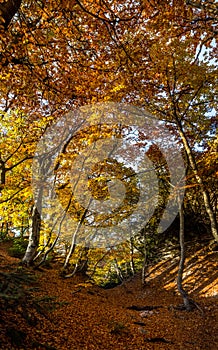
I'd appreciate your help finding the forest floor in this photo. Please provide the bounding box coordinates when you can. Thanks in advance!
[0,237,217,350]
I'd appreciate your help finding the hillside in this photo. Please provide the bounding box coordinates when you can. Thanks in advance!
[0,238,217,350]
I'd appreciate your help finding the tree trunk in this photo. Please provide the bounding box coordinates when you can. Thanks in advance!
[129,236,135,275]
[63,220,82,270]
[177,194,192,310]
[78,246,89,275]
[22,205,41,266]
[177,122,218,243]
[141,235,147,286]
[63,199,92,270]
[114,258,123,282]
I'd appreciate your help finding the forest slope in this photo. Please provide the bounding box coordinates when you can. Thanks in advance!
[0,238,217,350]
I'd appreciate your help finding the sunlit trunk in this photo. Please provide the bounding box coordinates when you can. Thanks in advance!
[22,205,41,266]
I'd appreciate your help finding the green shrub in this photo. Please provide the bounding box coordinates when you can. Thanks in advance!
[8,238,28,258]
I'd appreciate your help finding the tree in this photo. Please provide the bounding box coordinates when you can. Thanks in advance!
[0,110,48,266]
[112,1,218,242]
[0,0,217,272]
[0,111,35,236]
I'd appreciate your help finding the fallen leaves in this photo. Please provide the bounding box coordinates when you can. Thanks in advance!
[0,239,217,349]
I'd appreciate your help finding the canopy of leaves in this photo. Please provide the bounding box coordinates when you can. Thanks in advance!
[0,0,217,280]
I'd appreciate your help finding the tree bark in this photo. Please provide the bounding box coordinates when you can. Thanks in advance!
[63,219,82,270]
[141,234,147,286]
[114,258,123,282]
[129,236,135,275]
[22,205,41,266]
[0,0,22,29]
[177,195,192,310]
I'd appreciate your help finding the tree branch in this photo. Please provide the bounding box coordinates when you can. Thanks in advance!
[0,0,22,29]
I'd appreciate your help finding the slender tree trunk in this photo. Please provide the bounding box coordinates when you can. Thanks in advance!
[88,250,109,280]
[22,205,41,266]
[177,194,192,310]
[177,122,218,243]
[141,235,147,286]
[78,246,89,275]
[129,236,135,275]
[0,166,6,187]
[63,219,82,269]
[114,258,123,282]
[0,222,3,232]
[63,203,90,270]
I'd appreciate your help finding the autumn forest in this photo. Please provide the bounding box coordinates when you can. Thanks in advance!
[0,1,217,349]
